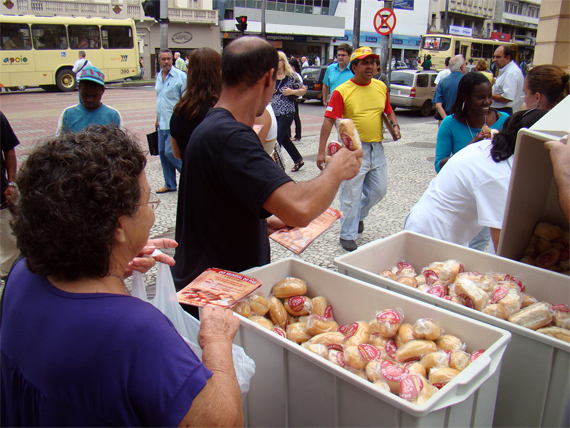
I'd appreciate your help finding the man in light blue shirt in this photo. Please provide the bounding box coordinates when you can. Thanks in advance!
[155,49,186,193]
[322,43,353,105]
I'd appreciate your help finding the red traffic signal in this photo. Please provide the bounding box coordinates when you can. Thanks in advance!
[236,15,248,33]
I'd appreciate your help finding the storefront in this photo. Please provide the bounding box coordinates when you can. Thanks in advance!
[335,31,421,63]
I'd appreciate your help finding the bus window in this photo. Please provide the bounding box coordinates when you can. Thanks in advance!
[101,26,133,49]
[471,43,482,58]
[422,36,451,51]
[68,25,100,49]
[1,23,31,50]
[455,41,460,55]
[482,44,494,59]
[32,24,68,50]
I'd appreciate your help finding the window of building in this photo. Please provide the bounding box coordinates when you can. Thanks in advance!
[68,25,100,49]
[0,22,31,50]
[101,26,133,49]
[31,24,67,50]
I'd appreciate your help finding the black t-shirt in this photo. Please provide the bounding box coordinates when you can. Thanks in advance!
[169,100,213,160]
[1,111,20,209]
[171,108,293,290]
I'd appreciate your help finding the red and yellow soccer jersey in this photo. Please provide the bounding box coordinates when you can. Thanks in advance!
[325,78,393,143]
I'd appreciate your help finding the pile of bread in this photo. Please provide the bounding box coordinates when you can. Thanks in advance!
[381,260,570,343]
[233,277,486,406]
[520,222,569,275]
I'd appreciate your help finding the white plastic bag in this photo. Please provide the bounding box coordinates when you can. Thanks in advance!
[131,254,256,398]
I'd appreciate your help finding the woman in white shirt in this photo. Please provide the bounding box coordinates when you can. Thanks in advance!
[405,109,547,251]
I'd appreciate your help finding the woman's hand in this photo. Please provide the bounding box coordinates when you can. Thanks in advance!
[469,131,489,145]
[281,87,296,97]
[198,305,240,349]
[124,238,178,277]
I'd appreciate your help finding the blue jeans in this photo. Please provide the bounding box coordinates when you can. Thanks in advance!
[469,226,491,251]
[339,142,388,240]
[158,129,182,190]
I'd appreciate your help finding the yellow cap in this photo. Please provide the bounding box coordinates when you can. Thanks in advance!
[350,47,379,63]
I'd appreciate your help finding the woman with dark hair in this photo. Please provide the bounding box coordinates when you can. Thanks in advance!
[271,50,306,172]
[288,57,303,142]
[405,109,548,251]
[422,54,432,70]
[523,64,570,111]
[434,71,509,173]
[170,47,221,160]
[1,125,243,427]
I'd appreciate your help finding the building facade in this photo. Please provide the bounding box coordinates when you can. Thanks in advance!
[427,0,496,37]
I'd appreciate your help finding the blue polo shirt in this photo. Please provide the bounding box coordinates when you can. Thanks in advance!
[323,62,353,94]
[433,71,464,114]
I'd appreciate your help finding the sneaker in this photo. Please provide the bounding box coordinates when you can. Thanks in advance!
[358,221,364,234]
[340,238,358,252]
[156,186,176,194]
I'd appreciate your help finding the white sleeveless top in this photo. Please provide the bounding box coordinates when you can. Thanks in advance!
[264,104,278,155]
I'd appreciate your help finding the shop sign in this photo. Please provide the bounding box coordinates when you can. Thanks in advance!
[336,36,349,41]
[393,39,403,44]
[365,36,377,43]
[171,31,192,44]
[491,31,511,42]
[394,0,414,10]
[449,25,473,37]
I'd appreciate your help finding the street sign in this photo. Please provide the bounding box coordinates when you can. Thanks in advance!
[374,8,396,36]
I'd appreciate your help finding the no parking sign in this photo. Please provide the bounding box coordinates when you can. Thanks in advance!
[374,8,396,36]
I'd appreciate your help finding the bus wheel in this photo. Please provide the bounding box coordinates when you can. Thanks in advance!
[56,69,77,92]
[420,100,433,117]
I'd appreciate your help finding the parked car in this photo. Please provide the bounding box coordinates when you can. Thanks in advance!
[300,65,328,102]
[389,70,438,116]
[390,60,408,70]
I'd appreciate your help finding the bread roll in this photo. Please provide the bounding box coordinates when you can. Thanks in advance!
[395,340,438,363]
[286,322,313,343]
[482,303,509,320]
[399,373,438,405]
[553,304,570,329]
[272,277,307,298]
[311,296,328,317]
[537,248,561,268]
[268,296,288,327]
[345,367,367,380]
[328,349,347,368]
[425,283,448,298]
[338,118,362,151]
[436,335,465,351]
[536,326,570,343]
[373,380,392,392]
[249,315,274,330]
[307,332,345,349]
[365,360,383,382]
[429,367,460,389]
[412,318,442,341]
[421,268,440,286]
[395,323,416,347]
[344,344,383,370]
[402,361,427,378]
[415,274,426,286]
[284,296,312,316]
[233,300,251,318]
[249,294,270,316]
[397,277,418,288]
[449,351,470,371]
[394,261,417,278]
[375,308,405,338]
[534,222,564,241]
[342,321,370,346]
[298,315,310,323]
[420,351,449,370]
[457,272,495,294]
[521,293,539,308]
[273,326,286,338]
[301,342,328,358]
[378,361,409,394]
[306,314,339,335]
[454,276,489,311]
[381,270,398,281]
[439,259,465,284]
[508,302,554,330]
[326,140,343,156]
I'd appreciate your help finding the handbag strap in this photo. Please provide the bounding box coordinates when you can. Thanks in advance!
[76,59,89,74]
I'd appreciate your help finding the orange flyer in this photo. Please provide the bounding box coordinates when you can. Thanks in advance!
[270,207,342,255]
[177,268,262,308]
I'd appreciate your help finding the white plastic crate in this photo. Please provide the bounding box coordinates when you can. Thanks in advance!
[335,231,570,427]
[235,258,511,428]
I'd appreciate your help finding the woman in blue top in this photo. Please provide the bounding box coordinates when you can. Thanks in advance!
[435,72,509,173]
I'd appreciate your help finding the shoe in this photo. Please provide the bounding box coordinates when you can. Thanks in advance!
[291,159,305,172]
[358,221,364,234]
[156,186,176,194]
[292,137,301,142]
[340,238,357,252]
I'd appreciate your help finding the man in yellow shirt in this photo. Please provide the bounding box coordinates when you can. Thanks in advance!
[317,47,401,251]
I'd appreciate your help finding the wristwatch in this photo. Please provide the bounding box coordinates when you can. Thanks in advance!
[7,181,17,188]
[393,124,400,129]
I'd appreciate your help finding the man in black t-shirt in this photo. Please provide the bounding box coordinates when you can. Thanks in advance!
[172,36,363,291]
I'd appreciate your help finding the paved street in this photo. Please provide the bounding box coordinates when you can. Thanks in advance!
[0,85,438,291]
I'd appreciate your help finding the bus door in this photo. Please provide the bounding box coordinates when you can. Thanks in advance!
[0,22,33,87]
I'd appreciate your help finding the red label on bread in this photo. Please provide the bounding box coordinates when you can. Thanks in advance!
[432,382,445,390]
[324,305,334,319]
[443,296,453,301]
[469,349,485,363]
[340,133,355,150]
[341,322,359,337]
[274,328,286,338]
[313,314,328,322]
[376,310,402,325]
[423,269,439,285]
[458,263,465,274]
[491,286,509,304]
[559,248,569,262]
[552,304,570,312]
[327,141,342,156]
[358,344,382,362]
[459,294,475,309]
[380,361,407,381]
[335,351,347,368]
[397,261,414,274]
[399,374,423,400]
[504,274,526,292]
[426,284,446,298]
[327,344,343,352]
[288,296,307,312]
[385,340,397,359]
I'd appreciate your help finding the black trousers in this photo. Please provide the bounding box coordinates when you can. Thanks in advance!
[293,100,301,139]
[277,113,302,163]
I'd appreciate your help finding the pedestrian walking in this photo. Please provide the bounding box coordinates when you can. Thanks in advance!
[491,45,524,115]
[155,49,185,193]
[322,43,353,105]
[288,57,304,142]
[72,50,92,74]
[139,57,144,79]
[433,55,466,123]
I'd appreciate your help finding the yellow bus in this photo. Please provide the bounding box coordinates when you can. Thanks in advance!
[0,15,139,92]
[419,34,518,71]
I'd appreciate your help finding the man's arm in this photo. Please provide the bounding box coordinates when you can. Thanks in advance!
[322,84,329,106]
[490,227,501,253]
[264,147,362,227]
[317,116,335,170]
[386,110,401,140]
[3,149,17,199]
[435,103,447,120]
[545,137,570,221]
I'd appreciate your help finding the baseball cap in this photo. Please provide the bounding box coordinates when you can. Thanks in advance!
[350,47,379,63]
[78,66,105,86]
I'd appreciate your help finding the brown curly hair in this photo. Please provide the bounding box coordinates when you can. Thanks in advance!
[13,125,147,281]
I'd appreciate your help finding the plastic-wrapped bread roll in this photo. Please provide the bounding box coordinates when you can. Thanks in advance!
[508,302,555,330]
[395,340,438,363]
[377,361,409,395]
[521,293,539,308]
[436,335,465,351]
[342,321,370,347]
[311,296,328,317]
[344,344,383,370]
[375,308,405,338]
[482,303,509,320]
[536,326,570,343]
[393,261,417,278]
[402,361,427,378]
[272,277,307,298]
[373,380,392,392]
[429,367,460,389]
[454,276,490,311]
[449,351,470,371]
[268,296,288,328]
[306,314,339,335]
[286,322,313,343]
[439,259,465,284]
[552,304,570,329]
[326,140,343,156]
[307,332,345,349]
[534,222,564,241]
[381,270,398,281]
[337,118,362,151]
[233,300,251,318]
[397,277,418,288]
[395,323,416,347]
[273,326,286,338]
[328,349,347,368]
[491,284,523,316]
[412,318,442,341]
[345,367,367,380]
[301,342,328,358]
[249,294,270,316]
[365,360,383,382]
[420,351,449,370]
[399,373,438,406]
[249,315,274,330]
[284,296,312,316]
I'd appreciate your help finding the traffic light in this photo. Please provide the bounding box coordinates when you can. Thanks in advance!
[236,16,248,34]
[142,0,160,22]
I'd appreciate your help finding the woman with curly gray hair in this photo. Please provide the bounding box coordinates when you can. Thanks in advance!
[1,125,243,427]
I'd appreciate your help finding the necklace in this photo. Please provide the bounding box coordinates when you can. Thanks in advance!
[464,114,488,140]
[107,273,129,295]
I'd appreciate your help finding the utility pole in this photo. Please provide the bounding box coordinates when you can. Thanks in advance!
[261,0,267,39]
[444,0,449,34]
[159,0,168,50]
[380,0,393,76]
[352,0,361,51]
